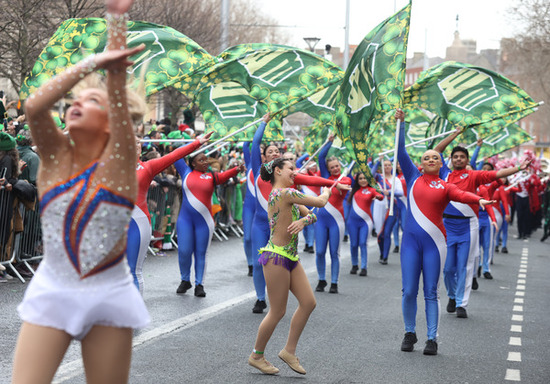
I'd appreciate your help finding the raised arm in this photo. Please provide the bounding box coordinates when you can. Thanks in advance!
[283,187,331,208]
[434,126,462,154]
[146,134,210,176]
[242,141,251,168]
[251,114,269,179]
[318,137,333,178]
[470,138,482,167]
[395,110,420,183]
[296,153,309,169]
[495,159,531,179]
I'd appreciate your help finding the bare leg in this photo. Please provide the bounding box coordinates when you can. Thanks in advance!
[251,260,290,360]
[81,325,133,384]
[12,322,72,384]
[284,262,316,355]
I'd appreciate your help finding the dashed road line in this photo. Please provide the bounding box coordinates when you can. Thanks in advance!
[506,247,528,382]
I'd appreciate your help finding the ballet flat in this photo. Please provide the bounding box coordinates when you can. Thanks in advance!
[248,356,279,375]
[278,349,306,375]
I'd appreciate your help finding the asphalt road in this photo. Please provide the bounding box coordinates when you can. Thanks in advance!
[1,226,549,384]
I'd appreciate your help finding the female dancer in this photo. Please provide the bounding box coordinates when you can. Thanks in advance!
[315,136,352,293]
[242,142,256,276]
[174,151,244,297]
[13,1,149,382]
[248,157,330,375]
[375,159,404,264]
[250,116,349,312]
[128,132,212,294]
[347,173,384,276]
[395,109,493,356]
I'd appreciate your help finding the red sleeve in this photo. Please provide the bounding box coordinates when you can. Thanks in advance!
[294,173,352,187]
[146,139,202,176]
[371,187,384,200]
[447,183,482,205]
[215,167,239,185]
[473,170,498,186]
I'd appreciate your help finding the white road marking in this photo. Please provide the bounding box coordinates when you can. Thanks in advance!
[509,337,522,346]
[510,325,522,333]
[505,368,521,381]
[507,352,521,362]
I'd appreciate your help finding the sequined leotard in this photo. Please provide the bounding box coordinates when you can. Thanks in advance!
[17,161,150,340]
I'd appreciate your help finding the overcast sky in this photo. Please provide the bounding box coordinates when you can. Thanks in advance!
[255,0,520,58]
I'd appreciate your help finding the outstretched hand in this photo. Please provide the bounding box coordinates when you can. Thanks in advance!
[518,158,532,171]
[198,131,213,145]
[479,199,496,210]
[94,44,145,72]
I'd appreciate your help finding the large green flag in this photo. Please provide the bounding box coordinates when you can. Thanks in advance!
[197,80,283,142]
[334,1,411,187]
[403,61,539,136]
[195,44,344,141]
[20,18,216,99]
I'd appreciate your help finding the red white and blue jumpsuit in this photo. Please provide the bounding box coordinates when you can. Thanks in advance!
[397,122,483,340]
[127,140,202,293]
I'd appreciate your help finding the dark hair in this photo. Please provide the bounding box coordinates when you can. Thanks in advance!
[188,153,204,170]
[348,172,364,204]
[482,162,494,170]
[450,146,469,159]
[263,144,279,156]
[260,158,289,184]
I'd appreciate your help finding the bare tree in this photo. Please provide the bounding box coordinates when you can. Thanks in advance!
[501,0,550,141]
[0,0,103,97]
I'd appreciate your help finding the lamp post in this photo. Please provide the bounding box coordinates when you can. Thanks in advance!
[303,37,321,53]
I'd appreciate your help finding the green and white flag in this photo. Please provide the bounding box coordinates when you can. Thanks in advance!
[334,1,411,187]
[403,61,539,136]
[20,18,216,99]
[195,44,344,141]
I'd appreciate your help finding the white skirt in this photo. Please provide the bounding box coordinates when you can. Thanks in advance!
[17,259,150,340]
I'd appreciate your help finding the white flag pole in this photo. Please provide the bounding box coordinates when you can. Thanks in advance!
[190,117,264,157]
[298,137,331,172]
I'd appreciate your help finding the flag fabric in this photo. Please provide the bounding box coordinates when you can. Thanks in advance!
[195,44,344,142]
[334,1,411,187]
[20,18,216,99]
[403,61,539,137]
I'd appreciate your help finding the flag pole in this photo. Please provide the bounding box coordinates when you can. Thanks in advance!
[378,129,455,157]
[190,117,264,156]
[298,137,331,172]
[388,118,400,216]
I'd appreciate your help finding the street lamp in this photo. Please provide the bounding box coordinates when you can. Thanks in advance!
[303,37,321,53]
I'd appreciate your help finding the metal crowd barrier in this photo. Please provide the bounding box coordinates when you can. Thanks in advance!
[0,176,246,283]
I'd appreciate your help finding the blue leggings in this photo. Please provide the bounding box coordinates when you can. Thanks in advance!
[177,209,213,285]
[251,214,270,301]
[126,207,151,294]
[377,211,398,260]
[315,208,344,284]
[478,215,494,273]
[242,195,256,266]
[347,211,370,269]
[401,222,444,340]
[443,217,478,308]
[303,220,315,247]
[497,204,509,247]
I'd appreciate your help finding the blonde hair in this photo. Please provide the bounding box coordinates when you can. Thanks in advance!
[70,72,147,130]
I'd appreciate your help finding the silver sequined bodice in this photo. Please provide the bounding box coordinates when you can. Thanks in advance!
[39,162,133,280]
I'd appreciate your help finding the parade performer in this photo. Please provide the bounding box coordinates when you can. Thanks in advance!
[394,109,493,356]
[347,173,384,276]
[174,151,244,298]
[250,116,349,312]
[248,157,330,375]
[375,159,404,264]
[127,133,211,294]
[315,135,352,293]
[435,128,530,319]
[13,1,149,381]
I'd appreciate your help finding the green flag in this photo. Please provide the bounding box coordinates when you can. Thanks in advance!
[195,44,343,142]
[20,18,216,99]
[334,1,411,187]
[403,61,539,137]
